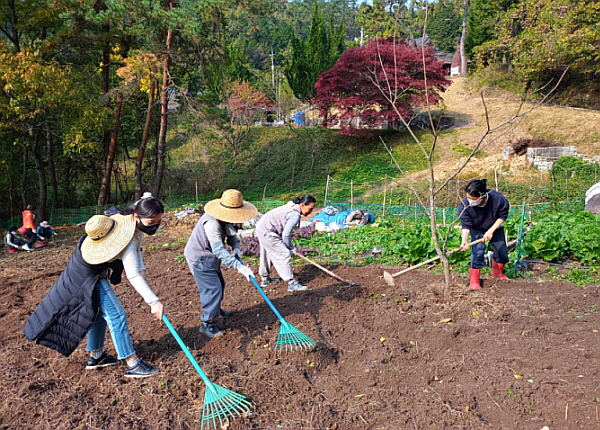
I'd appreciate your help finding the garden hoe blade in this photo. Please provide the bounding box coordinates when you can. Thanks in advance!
[162,315,252,429]
[383,270,395,287]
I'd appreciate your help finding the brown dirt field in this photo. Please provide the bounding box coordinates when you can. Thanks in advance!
[2,226,600,430]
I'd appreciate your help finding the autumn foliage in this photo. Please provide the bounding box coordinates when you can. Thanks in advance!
[313,37,450,136]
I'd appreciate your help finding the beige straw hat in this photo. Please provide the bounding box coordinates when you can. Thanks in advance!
[204,189,258,224]
[81,214,137,264]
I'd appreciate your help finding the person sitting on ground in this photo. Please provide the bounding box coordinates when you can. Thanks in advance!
[36,221,57,241]
[458,179,510,290]
[184,189,257,339]
[4,227,29,251]
[256,195,316,292]
[24,197,166,378]
[19,204,38,249]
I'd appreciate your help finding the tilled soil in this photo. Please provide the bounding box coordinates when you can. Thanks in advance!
[1,227,600,430]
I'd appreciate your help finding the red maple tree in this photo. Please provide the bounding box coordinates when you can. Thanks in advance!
[312,37,450,136]
[224,81,272,155]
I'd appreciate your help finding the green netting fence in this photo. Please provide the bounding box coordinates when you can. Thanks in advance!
[0,199,287,229]
[0,197,585,231]
[324,199,585,224]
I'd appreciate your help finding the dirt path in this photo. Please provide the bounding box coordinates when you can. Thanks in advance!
[2,227,600,429]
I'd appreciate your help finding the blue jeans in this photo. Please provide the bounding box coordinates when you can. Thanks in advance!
[469,226,508,269]
[86,279,135,359]
[190,255,225,324]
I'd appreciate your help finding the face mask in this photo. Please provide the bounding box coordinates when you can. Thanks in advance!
[138,222,160,235]
[467,193,487,207]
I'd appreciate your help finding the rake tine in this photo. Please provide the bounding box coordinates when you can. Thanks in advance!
[236,257,317,352]
[276,319,317,351]
[162,315,252,430]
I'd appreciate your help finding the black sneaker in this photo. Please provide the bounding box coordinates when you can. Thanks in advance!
[85,352,120,369]
[219,309,232,317]
[199,322,224,339]
[124,360,159,378]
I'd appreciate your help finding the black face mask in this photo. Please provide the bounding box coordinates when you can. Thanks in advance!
[138,222,160,235]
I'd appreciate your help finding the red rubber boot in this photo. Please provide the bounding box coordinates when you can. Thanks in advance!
[469,268,482,290]
[491,261,509,280]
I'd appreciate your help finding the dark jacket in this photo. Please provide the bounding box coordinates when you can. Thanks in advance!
[458,189,510,231]
[23,235,123,357]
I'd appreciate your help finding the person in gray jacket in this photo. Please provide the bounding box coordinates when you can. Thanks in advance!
[184,189,257,339]
[256,195,316,292]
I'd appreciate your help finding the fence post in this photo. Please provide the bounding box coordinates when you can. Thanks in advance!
[382,175,387,218]
[324,175,330,207]
[494,168,498,191]
[350,180,354,209]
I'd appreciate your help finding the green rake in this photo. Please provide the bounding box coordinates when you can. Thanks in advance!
[162,315,252,429]
[238,258,317,352]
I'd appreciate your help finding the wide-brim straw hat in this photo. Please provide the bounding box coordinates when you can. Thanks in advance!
[204,189,258,224]
[81,214,137,264]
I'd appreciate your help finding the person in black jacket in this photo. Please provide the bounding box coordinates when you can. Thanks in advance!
[24,197,165,378]
[458,179,510,290]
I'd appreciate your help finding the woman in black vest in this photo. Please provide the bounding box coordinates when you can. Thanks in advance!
[24,197,165,378]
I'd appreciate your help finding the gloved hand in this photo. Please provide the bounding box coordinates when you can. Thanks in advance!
[53,232,58,236]
[233,248,242,259]
[237,265,254,281]
[290,247,297,257]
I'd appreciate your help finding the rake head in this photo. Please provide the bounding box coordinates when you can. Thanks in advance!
[275,319,318,352]
[201,382,253,430]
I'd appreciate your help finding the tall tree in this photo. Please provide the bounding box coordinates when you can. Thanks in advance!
[285,2,345,101]
[355,0,396,39]
[226,80,272,156]
[427,1,462,53]
[465,0,520,58]
[151,0,176,199]
[0,49,109,219]
[459,0,469,76]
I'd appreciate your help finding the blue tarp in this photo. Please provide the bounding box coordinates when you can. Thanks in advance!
[311,209,374,226]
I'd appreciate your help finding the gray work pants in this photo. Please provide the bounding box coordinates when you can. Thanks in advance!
[189,254,225,323]
[257,231,294,282]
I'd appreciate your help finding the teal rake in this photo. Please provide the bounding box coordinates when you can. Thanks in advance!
[162,315,252,429]
[238,258,317,352]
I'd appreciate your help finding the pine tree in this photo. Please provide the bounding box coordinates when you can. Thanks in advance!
[285,2,345,102]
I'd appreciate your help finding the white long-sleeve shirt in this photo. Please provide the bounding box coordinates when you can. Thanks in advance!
[114,229,159,306]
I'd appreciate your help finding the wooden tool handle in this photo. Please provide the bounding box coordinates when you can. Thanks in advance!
[391,238,485,278]
[295,252,349,283]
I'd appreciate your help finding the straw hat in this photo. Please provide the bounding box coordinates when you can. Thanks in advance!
[204,189,258,224]
[81,214,137,264]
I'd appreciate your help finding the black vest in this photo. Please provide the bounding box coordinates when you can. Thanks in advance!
[23,235,123,357]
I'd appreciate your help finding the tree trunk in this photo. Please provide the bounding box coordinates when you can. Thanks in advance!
[97,91,124,205]
[30,127,47,221]
[20,145,27,209]
[135,75,157,200]
[45,127,58,209]
[5,0,21,52]
[152,4,175,199]
[459,1,469,77]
